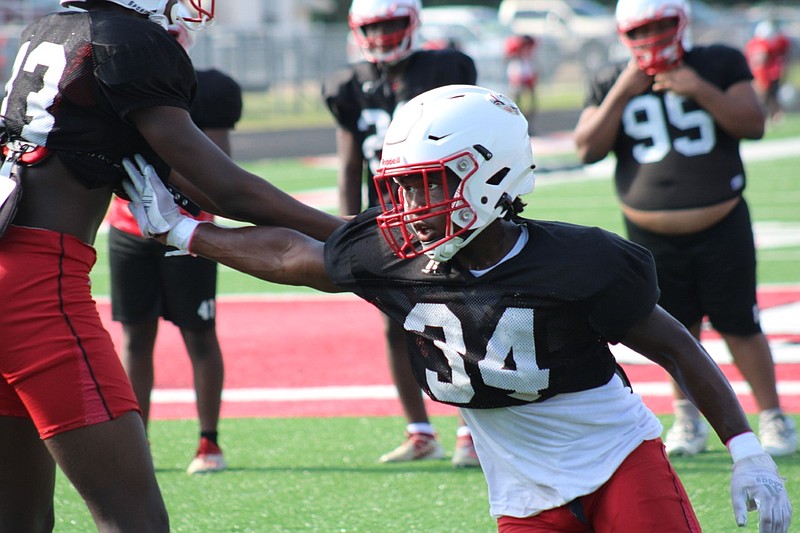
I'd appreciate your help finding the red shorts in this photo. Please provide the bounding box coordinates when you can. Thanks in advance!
[0,225,139,439]
[497,439,701,532]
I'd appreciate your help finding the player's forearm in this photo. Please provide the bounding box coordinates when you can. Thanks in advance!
[192,170,344,241]
[661,344,753,444]
[189,223,341,293]
[622,306,752,442]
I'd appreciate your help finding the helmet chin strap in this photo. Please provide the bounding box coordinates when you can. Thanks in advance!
[148,12,170,29]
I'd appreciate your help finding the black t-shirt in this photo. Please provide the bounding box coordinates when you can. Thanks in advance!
[585,45,754,210]
[191,69,242,129]
[321,49,477,207]
[324,209,659,409]
[1,11,196,187]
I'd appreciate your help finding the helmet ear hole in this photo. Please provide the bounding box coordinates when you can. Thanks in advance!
[487,168,510,186]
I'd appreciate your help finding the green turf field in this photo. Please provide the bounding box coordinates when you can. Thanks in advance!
[53,414,799,532]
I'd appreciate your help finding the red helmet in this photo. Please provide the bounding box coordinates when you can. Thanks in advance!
[616,0,689,75]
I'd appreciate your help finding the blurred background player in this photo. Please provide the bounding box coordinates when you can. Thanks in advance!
[504,34,538,131]
[322,0,480,467]
[106,17,242,475]
[574,0,797,458]
[745,19,791,124]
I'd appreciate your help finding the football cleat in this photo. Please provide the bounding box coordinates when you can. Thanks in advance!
[187,437,227,474]
[759,411,798,457]
[452,434,481,468]
[665,418,709,456]
[378,432,445,463]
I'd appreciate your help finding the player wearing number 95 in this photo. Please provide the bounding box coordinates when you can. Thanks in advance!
[0,0,340,530]
[574,0,797,459]
[123,84,791,532]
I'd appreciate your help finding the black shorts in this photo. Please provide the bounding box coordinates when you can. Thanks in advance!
[624,199,762,335]
[108,227,217,329]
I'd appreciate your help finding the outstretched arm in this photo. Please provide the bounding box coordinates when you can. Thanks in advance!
[122,155,342,294]
[621,305,748,441]
[621,305,791,533]
[129,105,344,241]
[189,223,340,293]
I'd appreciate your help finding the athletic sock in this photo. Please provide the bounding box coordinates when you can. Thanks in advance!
[673,399,701,422]
[406,422,435,436]
[201,431,219,445]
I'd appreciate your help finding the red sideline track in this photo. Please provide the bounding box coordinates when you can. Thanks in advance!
[96,287,800,420]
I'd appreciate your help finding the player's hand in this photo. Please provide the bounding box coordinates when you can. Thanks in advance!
[122,154,200,252]
[122,154,182,237]
[617,59,653,98]
[730,453,792,532]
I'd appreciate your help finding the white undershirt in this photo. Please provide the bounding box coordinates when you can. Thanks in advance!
[460,376,663,518]
[469,225,529,277]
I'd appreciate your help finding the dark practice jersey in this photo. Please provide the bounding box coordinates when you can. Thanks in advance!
[325,209,659,409]
[321,49,477,208]
[191,69,243,130]
[586,45,754,211]
[0,11,195,188]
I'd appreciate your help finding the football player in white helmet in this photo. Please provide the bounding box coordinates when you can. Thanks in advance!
[615,0,689,75]
[348,0,421,65]
[575,0,797,464]
[374,86,534,263]
[325,0,479,466]
[123,84,791,533]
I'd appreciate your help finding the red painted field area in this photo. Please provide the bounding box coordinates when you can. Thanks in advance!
[96,287,800,420]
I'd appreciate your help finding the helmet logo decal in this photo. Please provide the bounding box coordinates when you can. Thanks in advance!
[486,93,521,115]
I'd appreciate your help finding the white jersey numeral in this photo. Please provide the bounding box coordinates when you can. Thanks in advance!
[404,303,550,403]
[622,92,716,164]
[1,41,66,145]
[197,299,216,321]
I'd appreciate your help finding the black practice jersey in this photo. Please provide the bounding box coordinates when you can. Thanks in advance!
[325,209,659,409]
[586,45,753,211]
[0,11,195,187]
[321,49,477,208]
[191,69,242,130]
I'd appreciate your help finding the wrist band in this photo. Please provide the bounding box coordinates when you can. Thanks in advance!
[166,218,201,252]
[726,431,764,463]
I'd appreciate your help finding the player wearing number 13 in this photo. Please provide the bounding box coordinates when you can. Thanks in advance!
[122,84,791,532]
[0,0,341,530]
[574,0,797,459]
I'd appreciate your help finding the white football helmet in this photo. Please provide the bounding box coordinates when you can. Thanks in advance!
[349,0,421,65]
[374,85,535,263]
[615,0,689,75]
[60,0,215,30]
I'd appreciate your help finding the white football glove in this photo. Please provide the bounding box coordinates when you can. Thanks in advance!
[121,154,200,252]
[730,453,792,532]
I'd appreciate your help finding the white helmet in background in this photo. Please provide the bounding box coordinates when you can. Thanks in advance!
[615,0,690,75]
[349,0,421,65]
[374,85,535,263]
[60,0,215,30]
[754,20,777,40]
